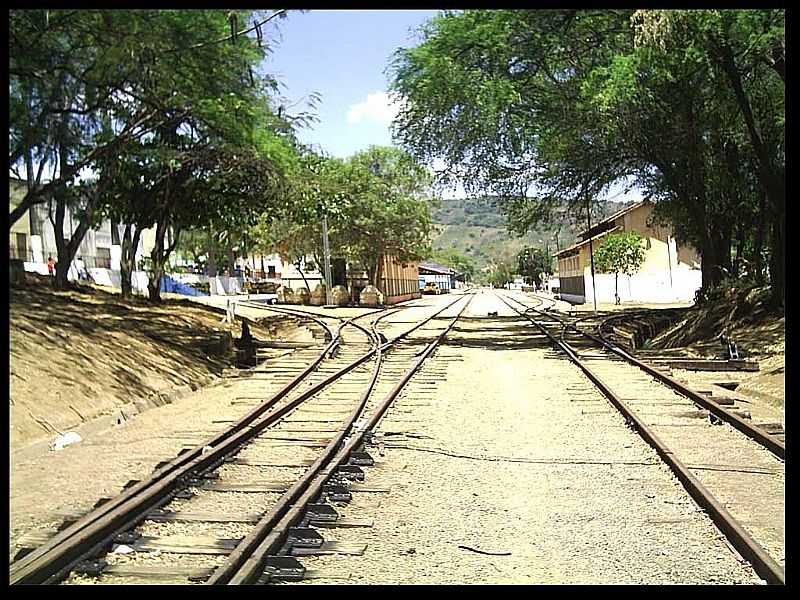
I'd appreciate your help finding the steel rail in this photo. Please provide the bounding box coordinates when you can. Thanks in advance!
[10,296,463,585]
[9,309,345,585]
[497,293,785,586]
[215,292,474,584]
[509,293,784,460]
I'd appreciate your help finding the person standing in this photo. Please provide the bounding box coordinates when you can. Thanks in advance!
[47,256,55,276]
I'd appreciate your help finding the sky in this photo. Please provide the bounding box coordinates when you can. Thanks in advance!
[262,9,437,159]
[261,9,642,204]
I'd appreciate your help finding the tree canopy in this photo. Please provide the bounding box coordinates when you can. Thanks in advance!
[390,9,784,306]
[516,246,554,286]
[248,145,435,290]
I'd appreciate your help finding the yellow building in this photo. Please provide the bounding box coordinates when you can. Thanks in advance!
[554,200,701,304]
[9,179,33,261]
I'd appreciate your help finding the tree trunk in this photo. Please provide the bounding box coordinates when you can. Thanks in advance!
[207,247,218,278]
[714,36,785,226]
[700,233,726,292]
[227,246,236,275]
[374,254,385,291]
[733,222,746,278]
[769,212,784,308]
[753,189,766,282]
[147,218,167,302]
[52,186,93,291]
[295,260,311,292]
[120,224,142,299]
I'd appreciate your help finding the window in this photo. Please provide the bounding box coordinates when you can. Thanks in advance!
[96,247,112,269]
[12,233,28,260]
[268,265,276,278]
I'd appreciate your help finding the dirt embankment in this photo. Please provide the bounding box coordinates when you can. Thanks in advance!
[9,281,281,450]
[643,286,784,410]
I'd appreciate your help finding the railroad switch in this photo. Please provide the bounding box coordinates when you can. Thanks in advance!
[349,451,375,466]
[261,556,306,583]
[74,559,108,577]
[337,465,365,481]
[287,527,325,548]
[305,503,339,523]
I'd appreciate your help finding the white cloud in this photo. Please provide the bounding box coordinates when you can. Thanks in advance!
[346,91,402,126]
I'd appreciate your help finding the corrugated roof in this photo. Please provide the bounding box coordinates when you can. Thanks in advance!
[419,261,457,275]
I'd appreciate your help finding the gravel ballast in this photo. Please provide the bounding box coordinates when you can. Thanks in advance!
[290,290,763,584]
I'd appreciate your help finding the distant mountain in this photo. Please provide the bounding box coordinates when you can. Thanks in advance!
[429,197,632,272]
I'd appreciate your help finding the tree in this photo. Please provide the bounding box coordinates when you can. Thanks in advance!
[487,262,514,289]
[84,10,295,299]
[389,9,784,307]
[593,231,645,304]
[337,147,434,288]
[516,247,553,287]
[263,146,435,293]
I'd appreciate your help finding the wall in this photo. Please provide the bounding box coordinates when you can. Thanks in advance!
[583,267,701,304]
[419,273,451,291]
[381,255,420,300]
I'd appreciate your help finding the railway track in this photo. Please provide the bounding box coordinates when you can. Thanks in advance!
[497,291,784,585]
[10,292,473,585]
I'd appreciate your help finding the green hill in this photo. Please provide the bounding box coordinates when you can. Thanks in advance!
[429,196,631,274]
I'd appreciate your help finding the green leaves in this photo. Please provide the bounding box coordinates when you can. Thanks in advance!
[516,246,554,284]
[593,231,645,277]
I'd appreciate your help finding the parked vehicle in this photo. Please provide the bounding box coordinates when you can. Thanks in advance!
[422,282,440,295]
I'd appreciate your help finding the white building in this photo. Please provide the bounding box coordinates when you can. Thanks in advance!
[554,200,702,305]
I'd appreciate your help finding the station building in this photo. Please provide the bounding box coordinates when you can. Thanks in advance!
[418,261,460,293]
[554,200,701,305]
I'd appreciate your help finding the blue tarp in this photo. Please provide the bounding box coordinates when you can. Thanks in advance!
[160,274,207,297]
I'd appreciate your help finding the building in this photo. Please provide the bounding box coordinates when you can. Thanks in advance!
[378,254,421,304]
[342,254,421,305]
[10,177,420,303]
[9,177,147,282]
[418,261,459,293]
[554,200,701,305]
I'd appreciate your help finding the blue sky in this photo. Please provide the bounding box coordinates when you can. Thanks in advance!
[263,9,437,159]
[261,9,642,204]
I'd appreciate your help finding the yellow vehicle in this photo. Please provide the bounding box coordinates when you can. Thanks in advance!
[422,282,440,295]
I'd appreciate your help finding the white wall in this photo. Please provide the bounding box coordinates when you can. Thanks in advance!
[419,273,450,290]
[583,267,701,304]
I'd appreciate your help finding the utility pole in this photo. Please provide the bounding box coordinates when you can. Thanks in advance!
[586,196,597,314]
[321,214,333,306]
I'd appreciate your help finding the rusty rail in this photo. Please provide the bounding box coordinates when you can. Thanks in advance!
[10,296,464,585]
[497,293,784,586]
[211,293,474,584]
